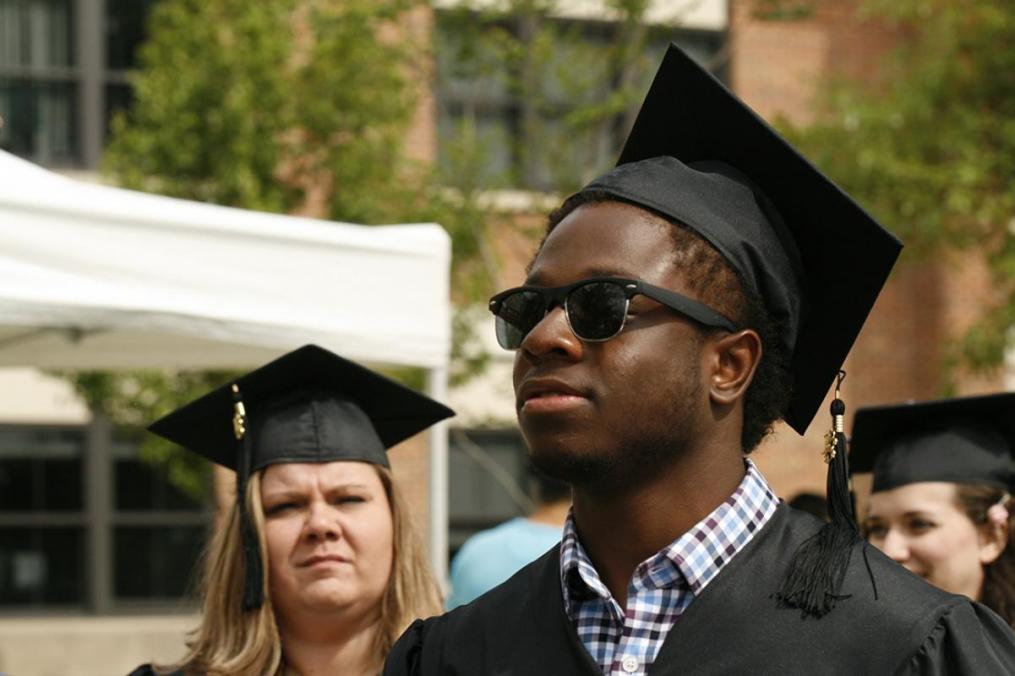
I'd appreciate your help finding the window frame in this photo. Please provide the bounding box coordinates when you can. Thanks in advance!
[0,0,151,169]
[0,418,211,615]
[434,9,728,193]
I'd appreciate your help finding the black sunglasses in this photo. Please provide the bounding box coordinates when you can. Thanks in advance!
[488,276,737,350]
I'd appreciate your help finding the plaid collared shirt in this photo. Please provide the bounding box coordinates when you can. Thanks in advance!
[559,460,779,676]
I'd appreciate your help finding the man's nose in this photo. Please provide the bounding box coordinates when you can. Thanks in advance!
[519,305,582,362]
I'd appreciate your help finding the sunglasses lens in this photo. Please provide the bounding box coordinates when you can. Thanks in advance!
[567,281,628,340]
[494,290,545,349]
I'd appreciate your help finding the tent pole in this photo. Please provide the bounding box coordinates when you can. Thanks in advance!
[425,365,450,587]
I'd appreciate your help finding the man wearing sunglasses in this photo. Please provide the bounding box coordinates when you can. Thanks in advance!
[386,46,1015,675]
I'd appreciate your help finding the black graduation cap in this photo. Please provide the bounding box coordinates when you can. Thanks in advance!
[850,393,1015,494]
[581,44,902,434]
[148,344,455,611]
[149,343,455,471]
[572,44,903,618]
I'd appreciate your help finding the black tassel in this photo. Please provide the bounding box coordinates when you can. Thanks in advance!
[775,371,863,618]
[239,519,264,610]
[232,384,265,612]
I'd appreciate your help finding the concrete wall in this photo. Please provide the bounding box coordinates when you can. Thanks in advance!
[0,369,89,425]
[0,615,195,676]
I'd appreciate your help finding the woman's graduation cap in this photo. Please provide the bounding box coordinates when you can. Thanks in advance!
[148,344,455,611]
[573,44,903,617]
[851,393,1015,494]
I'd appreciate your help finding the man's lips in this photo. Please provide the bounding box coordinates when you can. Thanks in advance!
[517,378,591,412]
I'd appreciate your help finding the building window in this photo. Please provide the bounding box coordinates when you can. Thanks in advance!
[110,431,208,605]
[0,426,86,607]
[448,427,533,557]
[103,0,157,132]
[0,0,159,168]
[0,422,211,612]
[0,0,78,165]
[435,11,725,192]
[113,525,205,600]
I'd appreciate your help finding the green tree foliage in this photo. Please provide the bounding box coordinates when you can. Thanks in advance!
[785,0,1015,375]
[105,0,418,223]
[71,0,428,498]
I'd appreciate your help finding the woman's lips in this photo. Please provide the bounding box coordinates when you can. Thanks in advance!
[300,554,350,568]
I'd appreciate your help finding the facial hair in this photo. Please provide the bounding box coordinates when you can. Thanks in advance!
[528,356,705,495]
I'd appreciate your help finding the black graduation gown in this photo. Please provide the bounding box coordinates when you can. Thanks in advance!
[385,504,1015,675]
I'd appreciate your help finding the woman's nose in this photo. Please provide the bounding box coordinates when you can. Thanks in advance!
[304,501,341,542]
[880,529,910,563]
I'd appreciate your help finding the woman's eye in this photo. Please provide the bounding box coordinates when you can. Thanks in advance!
[909,519,935,533]
[334,495,367,506]
[863,524,886,539]
[265,502,298,516]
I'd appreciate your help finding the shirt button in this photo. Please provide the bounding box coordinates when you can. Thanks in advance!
[621,655,639,673]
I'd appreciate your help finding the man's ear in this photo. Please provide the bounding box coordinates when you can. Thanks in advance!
[707,329,762,407]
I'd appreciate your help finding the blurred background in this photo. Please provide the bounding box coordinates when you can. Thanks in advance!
[1,0,1013,673]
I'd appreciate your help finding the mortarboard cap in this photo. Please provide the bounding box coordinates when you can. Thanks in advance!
[850,393,1015,494]
[148,344,455,611]
[579,44,902,434]
[149,343,455,471]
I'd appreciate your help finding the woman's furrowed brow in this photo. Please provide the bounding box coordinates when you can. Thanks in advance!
[323,482,371,493]
[261,489,304,502]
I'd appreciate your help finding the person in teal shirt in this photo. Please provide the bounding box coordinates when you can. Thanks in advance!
[447,469,570,608]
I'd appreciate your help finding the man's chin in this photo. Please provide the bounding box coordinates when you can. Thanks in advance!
[528,443,608,486]
[528,435,680,494]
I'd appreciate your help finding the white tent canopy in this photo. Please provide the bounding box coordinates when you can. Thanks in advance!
[0,150,450,370]
[0,149,453,576]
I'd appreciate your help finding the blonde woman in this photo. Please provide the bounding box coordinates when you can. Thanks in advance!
[129,345,451,676]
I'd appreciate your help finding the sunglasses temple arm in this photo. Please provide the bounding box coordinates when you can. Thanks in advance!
[639,283,738,332]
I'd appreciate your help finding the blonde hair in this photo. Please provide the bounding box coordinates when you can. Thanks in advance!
[374,465,444,656]
[157,464,442,675]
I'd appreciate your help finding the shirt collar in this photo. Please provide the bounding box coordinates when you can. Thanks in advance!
[559,459,779,613]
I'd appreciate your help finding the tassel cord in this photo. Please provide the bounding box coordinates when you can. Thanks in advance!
[775,373,877,618]
[233,384,264,612]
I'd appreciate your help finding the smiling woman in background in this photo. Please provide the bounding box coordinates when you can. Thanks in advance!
[852,393,1015,628]
[129,345,452,676]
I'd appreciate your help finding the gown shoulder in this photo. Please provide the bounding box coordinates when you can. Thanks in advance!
[892,600,1015,675]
